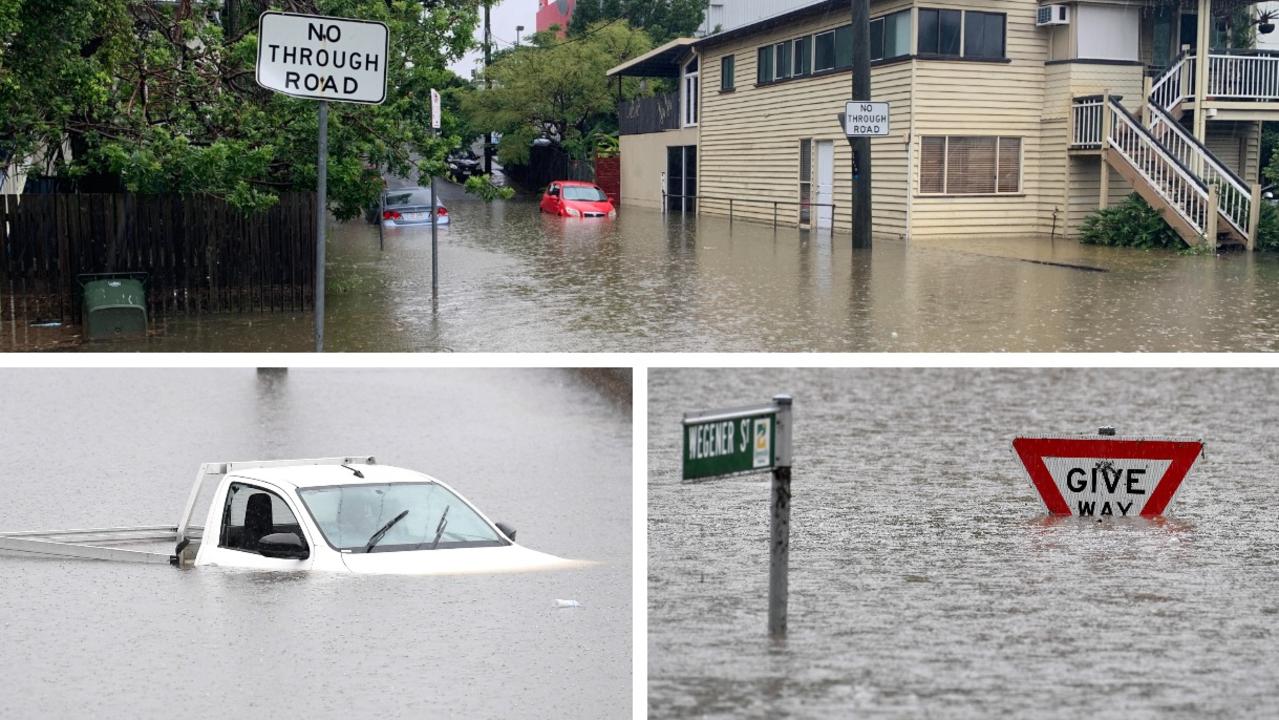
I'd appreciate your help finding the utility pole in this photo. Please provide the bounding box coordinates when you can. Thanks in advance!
[483,1,494,176]
[850,0,873,248]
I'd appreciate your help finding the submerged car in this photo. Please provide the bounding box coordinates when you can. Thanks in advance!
[190,460,579,574]
[367,186,450,227]
[540,181,617,219]
[0,456,589,576]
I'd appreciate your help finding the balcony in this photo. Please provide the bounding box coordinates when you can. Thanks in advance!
[619,91,680,135]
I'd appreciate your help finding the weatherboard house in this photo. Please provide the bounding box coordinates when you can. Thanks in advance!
[610,0,1278,248]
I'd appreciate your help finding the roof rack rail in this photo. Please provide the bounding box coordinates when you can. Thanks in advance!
[176,456,377,542]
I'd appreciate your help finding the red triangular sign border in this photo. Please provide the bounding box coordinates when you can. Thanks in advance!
[1012,437,1204,517]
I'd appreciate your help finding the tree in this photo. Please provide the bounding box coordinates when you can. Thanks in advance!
[0,0,481,219]
[569,0,704,43]
[461,21,650,168]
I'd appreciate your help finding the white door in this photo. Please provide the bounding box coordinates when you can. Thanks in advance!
[816,141,834,230]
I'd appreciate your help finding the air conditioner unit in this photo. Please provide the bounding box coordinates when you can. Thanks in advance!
[1036,4,1070,26]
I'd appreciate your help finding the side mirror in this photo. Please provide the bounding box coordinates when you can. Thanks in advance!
[548,188,559,197]
[495,522,517,541]
[258,532,310,560]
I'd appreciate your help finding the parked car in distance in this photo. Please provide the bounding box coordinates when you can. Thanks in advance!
[540,181,617,219]
[366,186,450,226]
[447,151,481,183]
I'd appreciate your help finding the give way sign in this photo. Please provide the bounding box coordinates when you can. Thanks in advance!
[1012,436,1203,517]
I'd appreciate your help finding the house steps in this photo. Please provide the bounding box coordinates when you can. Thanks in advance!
[1072,54,1263,250]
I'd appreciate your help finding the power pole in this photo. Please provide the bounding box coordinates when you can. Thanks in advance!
[850,0,873,248]
[483,1,494,176]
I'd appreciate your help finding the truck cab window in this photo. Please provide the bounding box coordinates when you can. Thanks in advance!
[219,482,306,555]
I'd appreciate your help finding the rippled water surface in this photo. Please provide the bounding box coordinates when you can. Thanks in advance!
[9,184,1279,351]
[0,369,631,718]
[648,368,1279,718]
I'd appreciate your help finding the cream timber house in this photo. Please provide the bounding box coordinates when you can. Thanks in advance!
[611,0,1279,248]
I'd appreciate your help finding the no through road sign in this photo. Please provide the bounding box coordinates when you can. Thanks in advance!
[257,12,389,105]
[843,101,890,137]
[1012,435,1203,517]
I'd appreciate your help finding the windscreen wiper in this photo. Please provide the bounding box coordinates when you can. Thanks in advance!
[430,506,451,550]
[364,509,409,553]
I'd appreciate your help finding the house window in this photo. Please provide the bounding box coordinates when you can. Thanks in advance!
[774,40,792,80]
[757,46,774,83]
[721,55,735,90]
[834,25,853,69]
[919,136,1022,195]
[964,12,1006,59]
[794,35,811,76]
[870,11,911,61]
[918,8,962,56]
[814,30,836,72]
[799,139,813,224]
[682,57,699,126]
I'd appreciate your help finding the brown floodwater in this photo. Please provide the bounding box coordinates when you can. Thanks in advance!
[6,183,1279,351]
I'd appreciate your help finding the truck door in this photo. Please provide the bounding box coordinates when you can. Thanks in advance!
[199,482,314,570]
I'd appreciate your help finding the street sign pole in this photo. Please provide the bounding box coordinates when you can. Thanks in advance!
[315,99,328,353]
[768,394,793,638]
[255,11,390,352]
[430,88,442,297]
[850,0,872,249]
[682,395,794,638]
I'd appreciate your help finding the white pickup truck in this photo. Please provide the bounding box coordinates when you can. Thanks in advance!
[0,457,587,575]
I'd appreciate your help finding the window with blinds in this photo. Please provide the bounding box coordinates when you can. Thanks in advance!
[919,136,1021,195]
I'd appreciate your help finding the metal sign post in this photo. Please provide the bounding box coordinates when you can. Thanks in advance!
[1012,429,1204,517]
[430,88,441,296]
[315,100,328,352]
[255,11,389,352]
[682,394,794,638]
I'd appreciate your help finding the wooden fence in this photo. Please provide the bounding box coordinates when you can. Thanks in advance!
[0,192,316,324]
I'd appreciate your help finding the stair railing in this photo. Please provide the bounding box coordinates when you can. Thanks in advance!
[1105,98,1210,237]
[1149,54,1192,112]
[1145,103,1250,237]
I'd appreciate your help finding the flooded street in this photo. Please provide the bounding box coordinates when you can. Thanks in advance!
[0,369,631,718]
[10,183,1279,352]
[648,368,1279,718]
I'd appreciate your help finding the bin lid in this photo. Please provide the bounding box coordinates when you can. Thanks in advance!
[83,278,146,307]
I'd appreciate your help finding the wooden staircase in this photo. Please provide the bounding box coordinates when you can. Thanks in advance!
[1076,56,1262,249]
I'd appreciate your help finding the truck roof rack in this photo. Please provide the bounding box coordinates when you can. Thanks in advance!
[176,456,377,543]
[0,457,376,567]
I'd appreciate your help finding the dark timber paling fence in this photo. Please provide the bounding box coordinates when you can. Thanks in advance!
[0,192,316,325]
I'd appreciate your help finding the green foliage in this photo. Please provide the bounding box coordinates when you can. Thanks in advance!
[1261,122,1279,179]
[463,173,515,200]
[0,0,482,218]
[1257,201,1279,251]
[569,0,704,43]
[1079,193,1184,249]
[461,21,651,166]
[593,133,620,158]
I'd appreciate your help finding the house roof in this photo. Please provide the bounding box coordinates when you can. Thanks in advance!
[606,37,697,77]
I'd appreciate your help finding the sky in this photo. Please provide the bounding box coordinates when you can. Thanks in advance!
[448,0,537,78]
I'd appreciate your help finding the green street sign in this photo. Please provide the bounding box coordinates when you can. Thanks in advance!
[682,406,777,480]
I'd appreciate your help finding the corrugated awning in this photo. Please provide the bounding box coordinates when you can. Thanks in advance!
[606,38,697,78]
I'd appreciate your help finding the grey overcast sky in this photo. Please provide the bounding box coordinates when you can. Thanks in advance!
[449,0,537,78]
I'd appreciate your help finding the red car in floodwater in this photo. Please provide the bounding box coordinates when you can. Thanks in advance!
[539,181,617,219]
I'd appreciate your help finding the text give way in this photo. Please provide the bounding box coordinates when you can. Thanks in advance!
[1012,436,1204,517]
